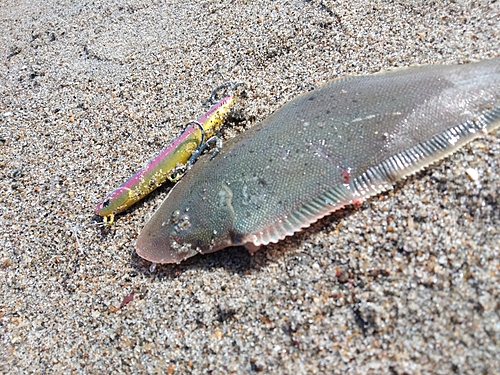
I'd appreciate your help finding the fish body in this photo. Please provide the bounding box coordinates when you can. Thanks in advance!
[136,58,500,264]
[94,95,236,224]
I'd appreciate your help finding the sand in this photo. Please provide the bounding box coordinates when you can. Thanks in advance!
[1,0,499,373]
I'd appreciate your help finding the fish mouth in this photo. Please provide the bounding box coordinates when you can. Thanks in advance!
[135,233,199,264]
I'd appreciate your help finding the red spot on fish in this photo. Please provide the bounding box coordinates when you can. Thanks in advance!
[339,166,351,184]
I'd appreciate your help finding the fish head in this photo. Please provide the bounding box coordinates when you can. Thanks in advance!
[135,179,237,264]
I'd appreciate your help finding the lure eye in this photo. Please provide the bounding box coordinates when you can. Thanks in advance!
[102,199,111,208]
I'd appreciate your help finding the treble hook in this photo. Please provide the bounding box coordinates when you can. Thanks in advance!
[188,136,223,166]
[205,77,247,106]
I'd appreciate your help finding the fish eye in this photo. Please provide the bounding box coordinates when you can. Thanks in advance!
[173,215,191,233]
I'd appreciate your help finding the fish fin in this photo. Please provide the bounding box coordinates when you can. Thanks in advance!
[242,185,356,248]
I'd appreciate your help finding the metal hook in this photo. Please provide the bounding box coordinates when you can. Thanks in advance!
[187,136,223,166]
[206,80,247,106]
[206,83,232,105]
[181,120,205,149]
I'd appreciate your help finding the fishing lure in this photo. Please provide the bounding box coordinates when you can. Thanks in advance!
[136,58,500,264]
[94,88,239,225]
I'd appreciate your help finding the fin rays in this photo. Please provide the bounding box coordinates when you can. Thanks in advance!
[245,107,500,248]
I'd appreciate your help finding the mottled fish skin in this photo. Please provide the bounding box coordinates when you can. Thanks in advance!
[136,58,500,264]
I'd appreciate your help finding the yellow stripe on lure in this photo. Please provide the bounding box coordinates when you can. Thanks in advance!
[94,93,237,225]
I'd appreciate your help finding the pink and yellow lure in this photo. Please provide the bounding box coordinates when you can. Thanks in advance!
[94,93,237,225]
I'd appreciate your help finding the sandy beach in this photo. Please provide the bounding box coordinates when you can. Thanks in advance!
[1,0,499,373]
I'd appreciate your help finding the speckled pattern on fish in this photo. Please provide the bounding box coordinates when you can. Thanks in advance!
[136,58,500,264]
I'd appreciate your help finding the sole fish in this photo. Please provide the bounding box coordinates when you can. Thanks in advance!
[136,58,500,264]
